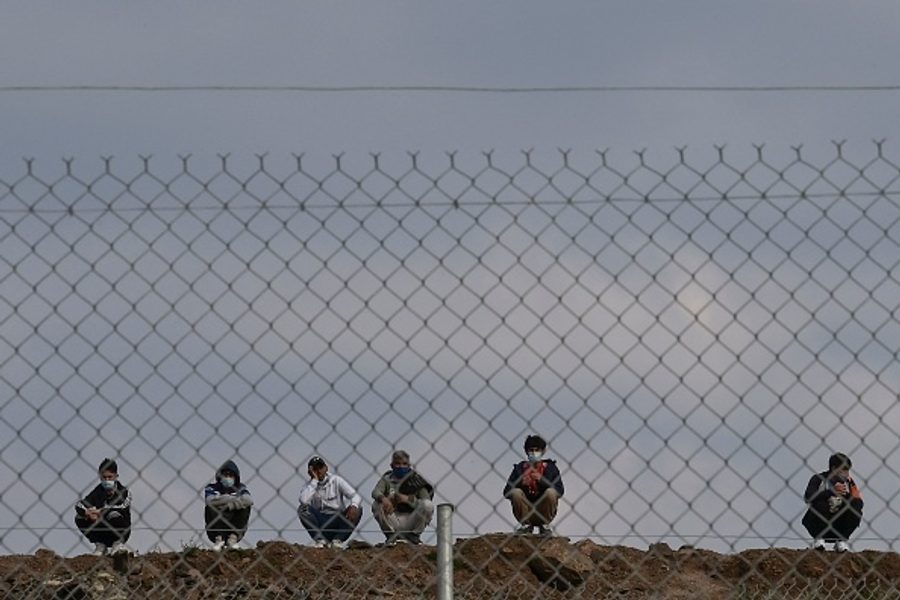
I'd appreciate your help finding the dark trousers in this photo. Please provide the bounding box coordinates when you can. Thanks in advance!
[298,506,361,542]
[204,506,251,542]
[75,514,131,546]
[802,507,861,542]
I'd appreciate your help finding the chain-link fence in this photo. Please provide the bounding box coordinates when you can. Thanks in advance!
[1,142,899,598]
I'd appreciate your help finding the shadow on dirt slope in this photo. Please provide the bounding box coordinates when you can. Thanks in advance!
[2,534,899,599]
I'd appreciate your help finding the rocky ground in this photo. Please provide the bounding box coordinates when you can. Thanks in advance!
[2,535,899,599]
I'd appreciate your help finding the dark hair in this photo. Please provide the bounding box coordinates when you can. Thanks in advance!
[98,458,118,475]
[523,435,547,451]
[308,455,326,468]
[829,452,852,471]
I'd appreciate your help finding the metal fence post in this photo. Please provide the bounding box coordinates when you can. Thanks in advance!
[437,503,454,600]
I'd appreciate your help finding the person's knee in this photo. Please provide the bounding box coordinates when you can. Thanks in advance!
[298,505,318,526]
[418,500,434,516]
[372,502,388,523]
[508,488,527,502]
[541,489,560,505]
[541,490,560,507]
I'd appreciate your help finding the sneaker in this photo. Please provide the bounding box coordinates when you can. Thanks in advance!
[92,543,107,556]
[537,525,553,537]
[330,539,347,550]
[312,539,328,548]
[226,534,240,550]
[514,524,533,535]
[812,539,826,551]
[211,537,225,552]
[404,532,422,545]
[110,542,128,555]
[834,541,850,553]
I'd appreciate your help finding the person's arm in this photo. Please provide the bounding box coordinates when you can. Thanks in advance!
[298,479,318,507]
[849,479,864,512]
[75,495,92,517]
[104,486,131,511]
[413,473,434,501]
[372,475,390,502]
[205,483,228,506]
[503,464,522,498]
[544,461,564,496]
[394,474,429,508]
[803,474,825,502]
[76,486,103,520]
[99,487,132,524]
[231,486,253,509]
[338,476,362,508]
[803,474,832,517]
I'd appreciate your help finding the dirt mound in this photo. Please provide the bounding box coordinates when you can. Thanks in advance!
[1,536,898,599]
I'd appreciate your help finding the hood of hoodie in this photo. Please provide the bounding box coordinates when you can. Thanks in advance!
[216,460,241,486]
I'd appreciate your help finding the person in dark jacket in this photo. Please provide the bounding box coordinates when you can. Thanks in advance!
[204,460,253,551]
[74,458,132,555]
[503,435,565,536]
[802,452,863,552]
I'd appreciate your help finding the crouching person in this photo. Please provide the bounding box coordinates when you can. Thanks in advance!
[75,458,132,555]
[204,460,253,551]
[298,456,362,549]
[503,435,564,536]
[372,450,435,545]
[802,452,864,553]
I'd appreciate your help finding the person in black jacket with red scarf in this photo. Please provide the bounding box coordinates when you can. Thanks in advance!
[74,458,132,555]
[802,452,864,552]
[503,435,564,536]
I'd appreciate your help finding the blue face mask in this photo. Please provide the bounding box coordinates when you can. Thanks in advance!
[100,479,116,491]
[392,466,412,479]
[526,451,543,464]
[220,476,235,489]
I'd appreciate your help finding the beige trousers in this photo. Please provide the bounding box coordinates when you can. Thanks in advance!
[373,499,434,535]
[509,488,559,526]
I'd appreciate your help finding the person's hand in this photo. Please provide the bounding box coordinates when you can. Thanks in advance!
[345,505,360,522]
[524,470,541,486]
[834,482,849,496]
[380,497,394,515]
[86,508,100,522]
[828,495,843,513]
[395,493,409,504]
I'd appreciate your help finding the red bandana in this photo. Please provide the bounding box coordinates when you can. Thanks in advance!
[523,461,546,495]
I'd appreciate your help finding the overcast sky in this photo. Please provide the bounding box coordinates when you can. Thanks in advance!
[2,1,900,157]
[2,2,900,558]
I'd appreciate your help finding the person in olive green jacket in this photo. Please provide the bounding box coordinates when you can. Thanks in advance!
[371,450,434,545]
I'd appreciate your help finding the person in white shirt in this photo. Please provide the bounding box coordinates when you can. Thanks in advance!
[298,455,362,549]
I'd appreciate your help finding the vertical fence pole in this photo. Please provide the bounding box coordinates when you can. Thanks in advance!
[437,503,454,600]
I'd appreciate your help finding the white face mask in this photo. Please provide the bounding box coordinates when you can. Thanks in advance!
[220,476,235,488]
[100,479,116,491]
[526,451,543,463]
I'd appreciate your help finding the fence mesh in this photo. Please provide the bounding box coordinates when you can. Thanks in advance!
[1,142,899,598]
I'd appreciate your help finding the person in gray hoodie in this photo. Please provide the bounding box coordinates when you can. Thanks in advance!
[204,460,253,551]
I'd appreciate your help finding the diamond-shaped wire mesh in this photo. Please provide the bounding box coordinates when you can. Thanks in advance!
[1,143,899,598]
